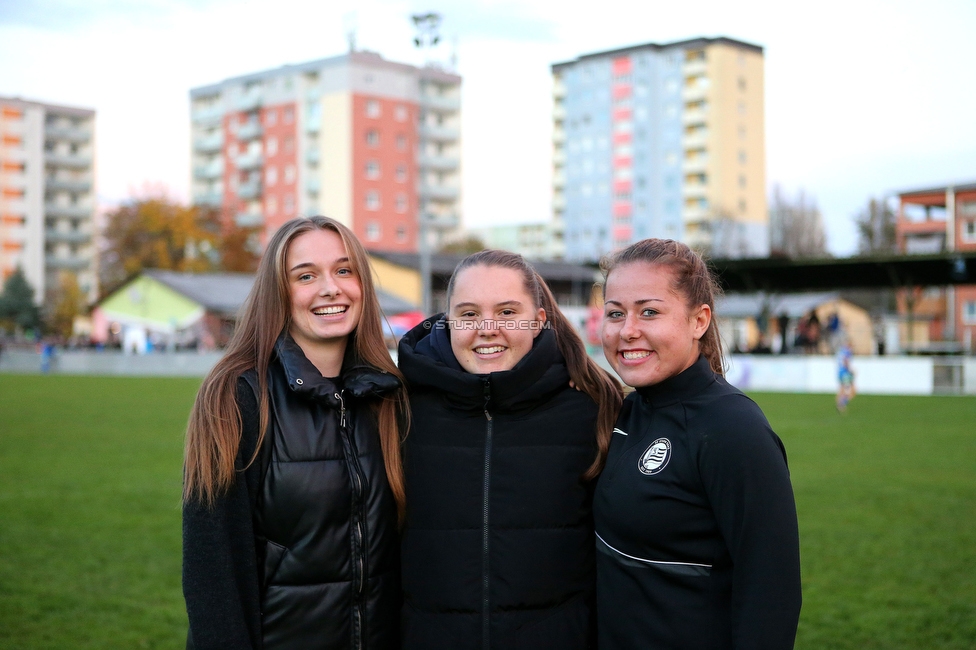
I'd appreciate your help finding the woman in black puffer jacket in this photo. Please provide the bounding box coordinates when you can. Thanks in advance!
[397,250,622,650]
[182,216,408,650]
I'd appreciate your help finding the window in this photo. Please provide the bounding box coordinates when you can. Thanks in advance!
[739,199,747,213]
[283,107,294,124]
[366,190,380,210]
[960,201,976,217]
[284,137,295,153]
[266,166,278,186]
[395,164,407,182]
[266,137,278,156]
[266,196,277,214]
[738,175,747,188]
[396,193,408,213]
[963,220,976,243]
[366,130,379,147]
[396,134,407,151]
[284,194,295,214]
[738,77,747,91]
[738,102,746,115]
[365,160,380,179]
[265,109,277,126]
[964,300,976,324]
[395,105,408,122]
[366,100,381,118]
[738,150,747,164]
[284,165,296,184]
[366,222,380,241]
[396,225,407,242]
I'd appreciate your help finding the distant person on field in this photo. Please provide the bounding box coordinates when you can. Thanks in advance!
[182,216,407,650]
[836,340,856,412]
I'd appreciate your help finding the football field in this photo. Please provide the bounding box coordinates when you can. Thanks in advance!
[0,374,973,649]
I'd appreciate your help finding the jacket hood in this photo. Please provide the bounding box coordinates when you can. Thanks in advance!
[273,333,400,407]
[397,314,570,412]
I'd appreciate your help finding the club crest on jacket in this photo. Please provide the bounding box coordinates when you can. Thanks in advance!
[638,438,671,476]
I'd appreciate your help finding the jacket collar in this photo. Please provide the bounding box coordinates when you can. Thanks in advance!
[273,333,400,406]
[398,314,570,411]
[634,355,716,408]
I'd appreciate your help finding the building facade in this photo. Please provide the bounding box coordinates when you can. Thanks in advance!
[895,182,976,353]
[552,37,766,262]
[470,220,566,261]
[0,96,97,305]
[190,50,461,253]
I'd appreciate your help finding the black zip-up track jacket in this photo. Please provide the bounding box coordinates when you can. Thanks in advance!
[595,355,801,650]
[182,334,401,650]
[397,316,599,650]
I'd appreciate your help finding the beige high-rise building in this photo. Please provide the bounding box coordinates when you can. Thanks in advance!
[552,37,767,261]
[0,96,97,304]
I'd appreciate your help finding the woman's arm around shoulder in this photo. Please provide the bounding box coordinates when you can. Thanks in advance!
[697,393,802,650]
[182,377,263,650]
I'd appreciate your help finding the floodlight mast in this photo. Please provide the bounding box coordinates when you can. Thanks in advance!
[412,11,442,316]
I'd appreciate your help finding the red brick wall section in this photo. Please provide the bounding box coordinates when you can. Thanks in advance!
[351,94,418,252]
[261,102,298,239]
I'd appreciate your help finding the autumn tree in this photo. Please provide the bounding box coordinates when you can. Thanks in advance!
[438,235,486,256]
[48,271,86,338]
[855,196,897,255]
[0,268,42,334]
[100,199,260,296]
[769,185,828,259]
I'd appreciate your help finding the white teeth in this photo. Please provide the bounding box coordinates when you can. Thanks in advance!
[475,346,505,354]
[313,306,347,315]
[622,350,651,360]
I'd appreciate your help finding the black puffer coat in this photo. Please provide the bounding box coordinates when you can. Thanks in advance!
[397,316,599,650]
[183,334,401,650]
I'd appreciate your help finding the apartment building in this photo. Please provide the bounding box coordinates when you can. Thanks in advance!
[895,181,976,352]
[471,219,566,261]
[0,96,97,305]
[190,50,461,253]
[552,37,766,262]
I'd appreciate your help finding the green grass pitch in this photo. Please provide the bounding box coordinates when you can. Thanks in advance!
[1,374,974,649]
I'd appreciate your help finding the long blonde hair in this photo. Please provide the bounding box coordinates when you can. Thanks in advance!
[183,216,408,519]
[446,250,623,479]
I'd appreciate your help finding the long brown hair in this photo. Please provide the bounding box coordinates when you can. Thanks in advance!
[600,238,725,375]
[183,216,409,519]
[446,250,623,479]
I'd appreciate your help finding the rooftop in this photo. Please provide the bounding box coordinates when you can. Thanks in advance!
[552,36,763,71]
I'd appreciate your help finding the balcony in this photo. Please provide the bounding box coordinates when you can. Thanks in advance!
[45,203,92,219]
[306,148,320,165]
[193,160,224,180]
[419,184,460,201]
[421,94,461,113]
[418,155,459,172]
[682,205,710,223]
[306,120,320,134]
[236,153,263,171]
[422,210,459,229]
[236,121,263,141]
[235,212,264,228]
[682,183,708,199]
[236,92,262,113]
[45,255,91,271]
[682,131,708,150]
[682,156,708,174]
[553,148,566,166]
[553,79,567,100]
[683,59,707,77]
[193,132,224,153]
[306,177,321,194]
[192,104,224,126]
[45,177,92,193]
[553,103,566,122]
[418,125,460,142]
[553,129,566,144]
[681,83,707,102]
[553,171,566,189]
[45,229,92,244]
[44,125,92,143]
[237,180,261,200]
[682,108,708,126]
[44,153,92,169]
[193,192,222,207]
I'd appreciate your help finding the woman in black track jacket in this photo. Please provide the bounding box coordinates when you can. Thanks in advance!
[182,217,408,650]
[595,238,801,650]
[397,250,622,650]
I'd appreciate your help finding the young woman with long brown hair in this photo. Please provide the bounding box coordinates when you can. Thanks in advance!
[595,238,801,649]
[182,216,407,650]
[396,249,622,650]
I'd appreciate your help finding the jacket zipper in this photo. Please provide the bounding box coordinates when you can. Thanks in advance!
[481,379,493,650]
[337,390,368,650]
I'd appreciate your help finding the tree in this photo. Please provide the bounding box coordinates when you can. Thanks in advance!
[48,271,86,339]
[855,196,897,255]
[769,185,828,259]
[100,199,260,296]
[438,235,486,256]
[0,268,42,334]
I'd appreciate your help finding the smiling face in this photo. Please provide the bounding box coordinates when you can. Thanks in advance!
[285,228,363,365]
[602,261,710,388]
[448,265,546,374]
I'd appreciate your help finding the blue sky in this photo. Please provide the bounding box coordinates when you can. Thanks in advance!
[1,0,974,254]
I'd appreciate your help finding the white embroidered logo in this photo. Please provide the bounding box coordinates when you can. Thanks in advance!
[638,438,671,475]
